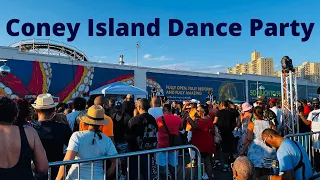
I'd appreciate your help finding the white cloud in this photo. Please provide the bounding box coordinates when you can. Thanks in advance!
[142,54,174,61]
[209,65,224,68]
[143,54,152,59]
[92,55,108,59]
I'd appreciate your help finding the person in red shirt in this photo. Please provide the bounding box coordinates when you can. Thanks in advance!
[187,104,215,180]
[156,104,182,180]
[301,99,312,116]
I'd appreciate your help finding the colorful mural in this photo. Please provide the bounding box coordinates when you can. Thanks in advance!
[146,72,246,102]
[0,59,134,103]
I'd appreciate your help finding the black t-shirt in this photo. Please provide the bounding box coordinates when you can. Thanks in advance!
[112,112,131,143]
[299,115,311,133]
[127,113,158,151]
[122,101,135,117]
[31,120,72,162]
[172,107,181,116]
[216,109,237,134]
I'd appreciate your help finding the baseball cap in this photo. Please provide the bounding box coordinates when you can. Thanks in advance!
[256,96,265,102]
[114,101,122,109]
[312,98,319,104]
[269,98,277,103]
[190,99,198,103]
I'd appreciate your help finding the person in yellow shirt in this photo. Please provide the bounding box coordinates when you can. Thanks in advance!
[183,99,198,131]
[182,99,198,166]
[79,95,114,143]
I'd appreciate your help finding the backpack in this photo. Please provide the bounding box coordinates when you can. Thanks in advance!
[292,141,306,180]
[136,116,158,150]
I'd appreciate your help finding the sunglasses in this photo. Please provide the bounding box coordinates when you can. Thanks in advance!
[263,134,270,144]
[256,102,264,105]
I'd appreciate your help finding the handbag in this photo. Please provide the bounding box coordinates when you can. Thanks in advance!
[161,116,183,147]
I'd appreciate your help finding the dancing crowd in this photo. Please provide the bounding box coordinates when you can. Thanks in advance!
[0,92,319,180]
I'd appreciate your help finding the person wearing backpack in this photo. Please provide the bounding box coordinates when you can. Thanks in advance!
[126,98,158,180]
[299,97,320,172]
[261,128,313,180]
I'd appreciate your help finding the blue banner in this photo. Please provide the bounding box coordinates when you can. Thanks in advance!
[248,81,281,102]
[146,72,246,102]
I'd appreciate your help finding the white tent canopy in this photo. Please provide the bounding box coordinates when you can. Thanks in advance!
[89,81,148,96]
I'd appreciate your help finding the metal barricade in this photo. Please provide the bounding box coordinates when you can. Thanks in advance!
[48,145,202,180]
[285,131,320,171]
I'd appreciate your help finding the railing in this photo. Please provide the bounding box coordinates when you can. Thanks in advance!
[48,145,202,180]
[285,131,320,167]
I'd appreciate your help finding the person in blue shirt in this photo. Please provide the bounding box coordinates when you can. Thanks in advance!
[261,128,313,180]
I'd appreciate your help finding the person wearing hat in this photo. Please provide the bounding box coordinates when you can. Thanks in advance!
[30,93,72,180]
[268,98,282,132]
[300,99,312,116]
[56,105,117,180]
[79,95,114,142]
[237,102,253,154]
[253,96,278,128]
[299,97,320,172]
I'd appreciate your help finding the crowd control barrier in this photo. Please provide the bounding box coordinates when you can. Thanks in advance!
[284,131,320,172]
[48,145,202,180]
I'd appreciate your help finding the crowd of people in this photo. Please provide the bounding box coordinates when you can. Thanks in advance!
[0,92,319,180]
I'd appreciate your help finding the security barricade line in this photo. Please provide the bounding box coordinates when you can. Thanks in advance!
[48,145,202,180]
[285,131,320,172]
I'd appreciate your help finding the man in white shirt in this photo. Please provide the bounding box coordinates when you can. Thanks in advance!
[148,97,163,119]
[306,98,320,172]
[269,98,282,131]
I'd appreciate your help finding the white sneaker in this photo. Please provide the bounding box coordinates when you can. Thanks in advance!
[202,173,209,180]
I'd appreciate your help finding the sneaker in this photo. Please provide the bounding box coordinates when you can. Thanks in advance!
[202,173,209,180]
[202,174,214,180]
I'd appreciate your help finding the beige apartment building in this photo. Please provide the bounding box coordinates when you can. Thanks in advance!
[274,61,320,83]
[227,51,274,76]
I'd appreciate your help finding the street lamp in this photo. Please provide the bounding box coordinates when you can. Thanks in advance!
[259,85,265,96]
[256,81,265,97]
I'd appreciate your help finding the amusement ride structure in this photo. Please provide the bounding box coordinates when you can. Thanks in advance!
[9,39,88,61]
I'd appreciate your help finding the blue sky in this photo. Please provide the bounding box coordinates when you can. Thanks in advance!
[0,0,319,73]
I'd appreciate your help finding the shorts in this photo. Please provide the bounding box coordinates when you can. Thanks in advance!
[156,151,179,167]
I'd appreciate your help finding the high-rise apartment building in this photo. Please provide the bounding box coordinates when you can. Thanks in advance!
[227,51,274,76]
[274,61,320,83]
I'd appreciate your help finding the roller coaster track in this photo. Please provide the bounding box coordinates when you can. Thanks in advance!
[9,39,88,61]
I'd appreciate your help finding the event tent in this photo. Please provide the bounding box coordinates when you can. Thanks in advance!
[89,81,148,96]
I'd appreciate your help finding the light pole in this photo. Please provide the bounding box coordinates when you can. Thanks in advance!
[256,81,265,97]
[259,85,265,97]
